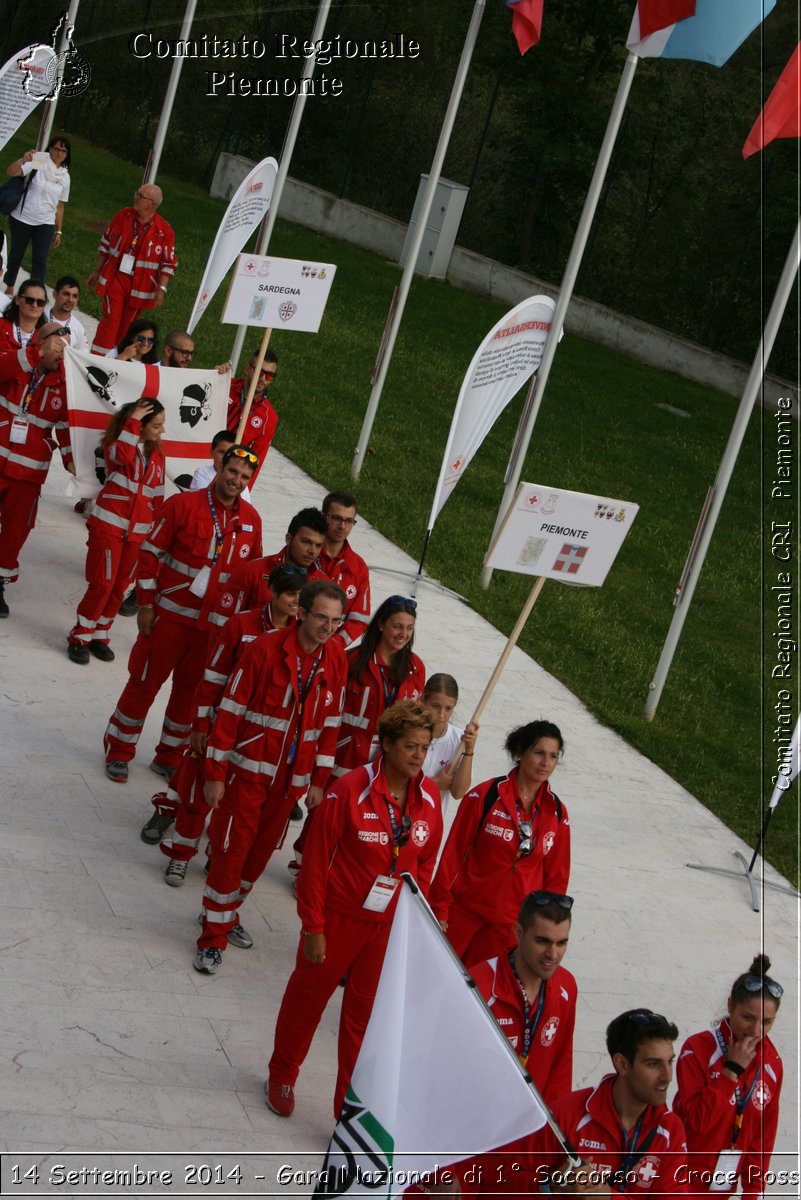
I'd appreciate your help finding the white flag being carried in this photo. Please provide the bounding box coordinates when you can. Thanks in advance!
[62,347,230,499]
[314,881,552,1197]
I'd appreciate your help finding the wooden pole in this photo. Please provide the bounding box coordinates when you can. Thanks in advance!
[234,326,272,444]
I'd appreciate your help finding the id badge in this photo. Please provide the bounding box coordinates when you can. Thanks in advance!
[10,417,29,445]
[709,1150,740,1192]
[119,252,135,275]
[362,875,399,913]
[189,564,211,598]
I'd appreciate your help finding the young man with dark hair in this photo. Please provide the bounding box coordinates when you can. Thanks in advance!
[471,890,577,1107]
[319,490,371,648]
[226,349,278,485]
[193,579,347,974]
[224,506,330,614]
[47,275,88,350]
[161,330,195,368]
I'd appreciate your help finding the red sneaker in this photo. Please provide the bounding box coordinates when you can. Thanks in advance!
[265,1076,295,1117]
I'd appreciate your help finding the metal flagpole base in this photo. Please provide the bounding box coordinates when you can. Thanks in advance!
[686,851,800,913]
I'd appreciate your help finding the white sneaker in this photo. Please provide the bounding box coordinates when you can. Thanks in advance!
[164,858,188,887]
[193,947,222,974]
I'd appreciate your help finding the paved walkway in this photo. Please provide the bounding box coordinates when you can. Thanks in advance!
[0,320,796,1194]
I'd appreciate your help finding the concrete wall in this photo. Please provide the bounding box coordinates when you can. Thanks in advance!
[211,154,799,415]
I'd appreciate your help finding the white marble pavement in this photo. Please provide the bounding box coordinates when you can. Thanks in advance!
[0,329,797,1194]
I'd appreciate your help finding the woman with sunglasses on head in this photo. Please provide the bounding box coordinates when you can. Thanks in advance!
[105,317,159,364]
[66,398,166,664]
[267,699,443,1121]
[0,279,48,352]
[674,954,784,1198]
[429,719,570,968]
[3,136,71,294]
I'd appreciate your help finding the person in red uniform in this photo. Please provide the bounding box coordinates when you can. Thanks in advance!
[0,279,48,353]
[193,579,347,972]
[87,183,177,354]
[0,322,72,617]
[145,564,305,852]
[471,890,577,1108]
[102,446,261,784]
[223,506,329,614]
[267,699,443,1120]
[460,1009,688,1199]
[67,399,165,664]
[226,349,278,487]
[429,720,570,968]
[674,954,784,1199]
[318,490,371,649]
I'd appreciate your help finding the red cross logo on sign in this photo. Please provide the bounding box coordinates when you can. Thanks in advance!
[553,543,587,575]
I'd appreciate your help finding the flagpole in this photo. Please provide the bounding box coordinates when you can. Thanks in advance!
[229,0,332,374]
[644,218,801,719]
[470,576,547,725]
[400,874,581,1167]
[37,0,81,149]
[748,714,800,872]
[234,326,273,443]
[350,0,486,482]
[145,0,197,184]
[479,52,640,588]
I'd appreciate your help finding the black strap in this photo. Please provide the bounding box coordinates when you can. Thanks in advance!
[610,1125,659,1190]
[478,777,563,829]
[19,168,37,213]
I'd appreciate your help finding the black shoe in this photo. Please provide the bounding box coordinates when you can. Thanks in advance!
[105,760,129,783]
[118,589,138,617]
[68,642,90,665]
[0,584,8,618]
[89,640,115,662]
[290,802,303,822]
[140,811,173,844]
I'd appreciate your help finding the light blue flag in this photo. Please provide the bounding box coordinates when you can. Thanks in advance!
[627,0,777,67]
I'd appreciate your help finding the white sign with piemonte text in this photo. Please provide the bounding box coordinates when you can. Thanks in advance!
[221,253,336,333]
[485,482,639,587]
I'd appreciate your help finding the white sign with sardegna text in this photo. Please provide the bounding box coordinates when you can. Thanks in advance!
[485,482,639,587]
[221,253,336,333]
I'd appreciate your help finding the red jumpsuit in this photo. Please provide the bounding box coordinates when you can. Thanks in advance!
[69,414,164,647]
[269,756,443,1117]
[197,622,346,951]
[429,771,570,966]
[226,380,277,486]
[91,208,178,353]
[157,604,282,853]
[471,953,577,1106]
[0,345,71,585]
[103,486,261,768]
[673,1020,783,1197]
[318,539,371,648]
[222,546,329,614]
[464,1074,689,1197]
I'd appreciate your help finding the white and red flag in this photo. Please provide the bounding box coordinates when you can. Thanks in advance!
[743,42,801,158]
[62,347,229,498]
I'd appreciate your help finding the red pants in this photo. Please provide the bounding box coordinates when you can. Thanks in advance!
[91,275,143,354]
[0,476,41,583]
[159,750,208,860]
[197,772,294,951]
[103,613,208,766]
[269,910,390,1117]
[446,903,512,968]
[69,528,140,646]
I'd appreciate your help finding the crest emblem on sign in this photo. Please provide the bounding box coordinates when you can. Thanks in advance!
[279,300,298,323]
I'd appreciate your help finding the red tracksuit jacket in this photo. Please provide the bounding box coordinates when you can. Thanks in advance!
[334,649,426,775]
[96,208,177,306]
[223,546,329,614]
[297,755,443,934]
[193,605,285,737]
[89,415,164,540]
[471,953,577,1106]
[0,346,71,483]
[205,621,346,801]
[674,1022,783,1198]
[136,486,262,630]
[226,381,277,484]
[429,771,570,930]
[318,539,371,648]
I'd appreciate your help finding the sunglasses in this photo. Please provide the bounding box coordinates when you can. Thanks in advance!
[387,595,417,613]
[527,890,574,910]
[135,334,155,345]
[223,446,259,466]
[258,368,276,380]
[21,295,47,307]
[517,820,534,858]
[741,974,783,1000]
[627,1009,669,1026]
[276,565,308,579]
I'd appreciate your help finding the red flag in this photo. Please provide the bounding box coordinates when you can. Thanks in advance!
[743,42,801,157]
[506,0,544,55]
[636,1,696,39]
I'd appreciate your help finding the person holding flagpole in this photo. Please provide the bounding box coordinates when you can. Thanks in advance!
[430,720,570,967]
[266,699,442,1120]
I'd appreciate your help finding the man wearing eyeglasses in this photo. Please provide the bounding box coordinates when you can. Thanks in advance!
[161,330,195,368]
[193,579,347,974]
[319,490,371,648]
[87,184,178,354]
[470,890,577,1107]
[0,323,72,617]
[226,349,279,486]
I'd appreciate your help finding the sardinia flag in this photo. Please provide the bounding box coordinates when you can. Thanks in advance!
[506,0,544,55]
[743,43,801,157]
[627,0,777,67]
[314,881,553,1196]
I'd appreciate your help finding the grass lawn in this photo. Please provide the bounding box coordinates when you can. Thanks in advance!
[8,120,797,887]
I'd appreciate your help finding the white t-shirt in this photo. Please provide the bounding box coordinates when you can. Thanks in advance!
[12,160,70,226]
[190,462,251,503]
[47,304,88,351]
[423,722,464,817]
